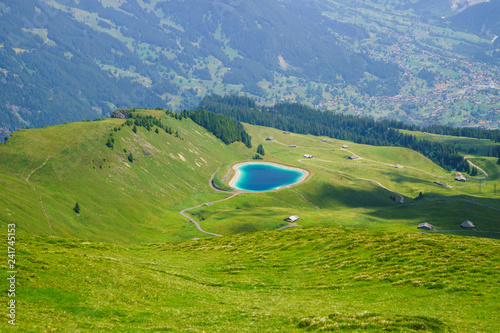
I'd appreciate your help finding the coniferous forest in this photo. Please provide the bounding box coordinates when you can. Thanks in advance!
[197,95,500,173]
[189,109,252,148]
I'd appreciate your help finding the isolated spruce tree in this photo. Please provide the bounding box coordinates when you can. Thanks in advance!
[128,153,134,163]
[257,144,265,156]
[132,125,137,133]
[106,137,114,149]
[73,202,80,214]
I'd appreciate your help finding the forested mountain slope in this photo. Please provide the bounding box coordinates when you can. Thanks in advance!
[0,0,499,138]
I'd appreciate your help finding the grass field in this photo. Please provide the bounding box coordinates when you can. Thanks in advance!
[0,110,499,331]
[1,111,499,242]
[194,124,500,238]
[0,227,498,332]
[0,112,252,243]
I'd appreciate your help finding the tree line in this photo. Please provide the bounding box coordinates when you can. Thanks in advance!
[125,112,179,138]
[189,109,252,148]
[197,95,492,173]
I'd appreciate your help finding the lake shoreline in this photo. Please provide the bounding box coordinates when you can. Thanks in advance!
[228,161,310,192]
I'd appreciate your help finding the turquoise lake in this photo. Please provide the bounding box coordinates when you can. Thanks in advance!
[230,163,308,192]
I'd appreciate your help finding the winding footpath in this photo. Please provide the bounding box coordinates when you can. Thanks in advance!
[339,148,446,178]
[274,139,493,205]
[288,187,320,210]
[26,157,50,182]
[180,192,240,237]
[180,167,242,237]
[465,156,488,179]
[26,158,54,234]
[291,141,499,211]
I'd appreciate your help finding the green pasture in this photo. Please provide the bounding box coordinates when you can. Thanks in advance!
[191,124,499,237]
[0,111,499,332]
[1,112,498,243]
[0,112,251,243]
[0,227,497,332]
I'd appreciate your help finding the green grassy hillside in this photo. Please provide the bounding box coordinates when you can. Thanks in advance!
[1,110,499,243]
[199,125,500,238]
[0,110,252,243]
[399,129,500,157]
[0,227,498,332]
[1,111,499,332]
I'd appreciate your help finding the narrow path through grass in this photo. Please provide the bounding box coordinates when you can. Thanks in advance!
[26,157,54,234]
[179,167,240,237]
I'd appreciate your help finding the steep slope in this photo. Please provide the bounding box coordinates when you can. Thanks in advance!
[0,0,167,139]
[1,0,499,134]
[0,110,252,243]
[449,0,500,36]
[0,0,381,137]
[1,109,499,243]
[156,0,377,84]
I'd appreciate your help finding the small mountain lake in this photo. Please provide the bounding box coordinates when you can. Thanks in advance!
[229,162,309,192]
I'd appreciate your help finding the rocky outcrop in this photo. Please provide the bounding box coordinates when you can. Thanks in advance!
[111,109,131,119]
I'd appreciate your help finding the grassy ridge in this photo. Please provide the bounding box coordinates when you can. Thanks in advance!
[0,112,252,243]
[0,112,499,332]
[399,129,500,157]
[1,111,499,242]
[0,227,498,332]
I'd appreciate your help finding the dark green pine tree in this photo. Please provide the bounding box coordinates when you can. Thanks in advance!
[132,125,137,133]
[73,202,80,214]
[128,153,134,163]
[106,137,114,149]
[257,144,265,155]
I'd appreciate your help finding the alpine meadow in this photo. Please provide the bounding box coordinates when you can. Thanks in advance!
[0,0,499,332]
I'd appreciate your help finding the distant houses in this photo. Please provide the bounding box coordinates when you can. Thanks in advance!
[454,172,466,182]
[342,145,349,148]
[283,131,289,134]
[348,155,359,160]
[461,220,475,229]
[416,220,477,231]
[266,137,274,141]
[394,164,401,168]
[417,222,433,230]
[303,154,313,158]
[322,139,327,142]
[285,215,299,223]
[289,145,296,148]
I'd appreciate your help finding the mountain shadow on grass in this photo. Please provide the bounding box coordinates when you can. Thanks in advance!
[304,181,395,209]
[296,311,446,332]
